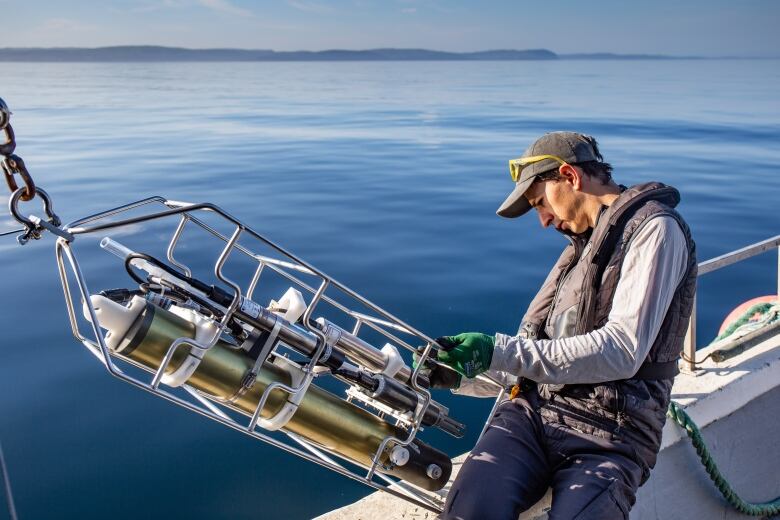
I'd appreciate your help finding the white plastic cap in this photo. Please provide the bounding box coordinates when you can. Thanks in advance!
[83,295,145,351]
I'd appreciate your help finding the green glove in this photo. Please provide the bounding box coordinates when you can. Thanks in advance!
[436,333,494,379]
[412,350,462,389]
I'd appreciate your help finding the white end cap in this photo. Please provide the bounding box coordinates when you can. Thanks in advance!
[270,287,307,323]
[83,295,146,351]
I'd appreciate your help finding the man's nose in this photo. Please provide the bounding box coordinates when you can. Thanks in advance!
[537,209,553,228]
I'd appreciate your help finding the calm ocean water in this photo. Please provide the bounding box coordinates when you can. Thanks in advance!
[1,60,779,519]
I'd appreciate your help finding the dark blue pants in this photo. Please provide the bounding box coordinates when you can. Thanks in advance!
[442,396,643,520]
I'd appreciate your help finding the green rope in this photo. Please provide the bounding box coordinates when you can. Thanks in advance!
[714,302,777,342]
[667,401,780,516]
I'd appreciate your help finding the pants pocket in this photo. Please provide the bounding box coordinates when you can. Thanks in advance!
[572,479,632,520]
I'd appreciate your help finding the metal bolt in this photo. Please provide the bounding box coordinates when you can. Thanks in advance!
[389,446,410,467]
[426,463,442,480]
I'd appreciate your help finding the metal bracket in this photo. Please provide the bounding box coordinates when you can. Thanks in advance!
[29,215,75,242]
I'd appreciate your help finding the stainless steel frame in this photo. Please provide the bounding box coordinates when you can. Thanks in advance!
[682,234,780,372]
[53,195,501,513]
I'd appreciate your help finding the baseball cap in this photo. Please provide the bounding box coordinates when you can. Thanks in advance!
[496,131,601,218]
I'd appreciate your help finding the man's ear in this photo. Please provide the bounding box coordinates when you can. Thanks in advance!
[559,163,582,191]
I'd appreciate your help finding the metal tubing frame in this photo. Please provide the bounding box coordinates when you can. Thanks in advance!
[53,195,497,512]
[167,215,192,277]
[681,234,780,372]
[54,250,444,513]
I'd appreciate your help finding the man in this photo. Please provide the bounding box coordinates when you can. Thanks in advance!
[429,132,697,519]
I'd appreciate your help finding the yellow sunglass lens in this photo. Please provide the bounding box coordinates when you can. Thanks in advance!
[508,155,566,182]
[509,162,524,182]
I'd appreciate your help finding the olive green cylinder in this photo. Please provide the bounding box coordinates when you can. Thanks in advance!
[116,302,451,490]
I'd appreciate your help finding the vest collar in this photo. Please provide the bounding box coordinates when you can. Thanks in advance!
[589,182,680,257]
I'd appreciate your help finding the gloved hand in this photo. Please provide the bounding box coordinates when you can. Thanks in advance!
[412,349,462,389]
[436,333,494,378]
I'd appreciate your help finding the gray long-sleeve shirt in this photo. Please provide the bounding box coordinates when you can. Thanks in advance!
[456,215,688,396]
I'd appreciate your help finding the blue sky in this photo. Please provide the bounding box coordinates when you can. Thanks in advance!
[3,0,779,56]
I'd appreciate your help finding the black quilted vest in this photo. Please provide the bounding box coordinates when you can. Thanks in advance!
[518,182,697,473]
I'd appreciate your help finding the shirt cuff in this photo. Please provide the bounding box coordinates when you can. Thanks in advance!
[490,332,516,375]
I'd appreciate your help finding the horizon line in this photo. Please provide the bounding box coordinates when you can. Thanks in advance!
[0,46,775,61]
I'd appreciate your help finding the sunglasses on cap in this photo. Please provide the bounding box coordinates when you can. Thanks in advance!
[508,154,568,182]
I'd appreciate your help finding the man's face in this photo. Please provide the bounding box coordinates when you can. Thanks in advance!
[524,174,589,235]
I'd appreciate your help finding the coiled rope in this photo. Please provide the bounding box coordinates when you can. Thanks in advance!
[714,302,779,343]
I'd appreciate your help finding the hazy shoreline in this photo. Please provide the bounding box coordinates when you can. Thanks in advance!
[0,46,714,62]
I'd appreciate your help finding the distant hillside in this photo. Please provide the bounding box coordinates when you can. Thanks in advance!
[0,46,561,62]
[0,46,701,62]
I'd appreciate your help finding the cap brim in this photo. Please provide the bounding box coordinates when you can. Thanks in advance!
[496,176,535,218]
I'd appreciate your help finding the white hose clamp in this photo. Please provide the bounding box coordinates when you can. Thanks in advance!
[161,306,220,387]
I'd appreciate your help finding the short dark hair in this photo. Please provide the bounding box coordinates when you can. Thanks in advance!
[574,160,613,185]
[534,161,613,185]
